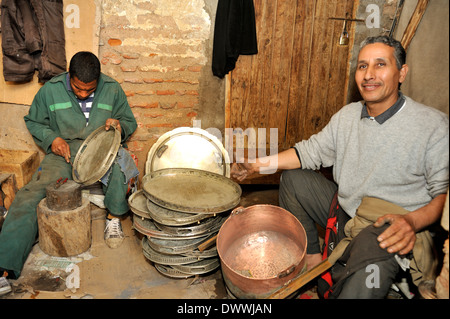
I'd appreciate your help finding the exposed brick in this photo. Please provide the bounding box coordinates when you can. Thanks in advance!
[108,38,122,46]
[121,66,138,72]
[124,78,144,84]
[184,90,199,96]
[101,52,122,65]
[124,91,135,97]
[159,102,177,110]
[139,66,165,72]
[188,65,202,72]
[156,90,176,95]
[144,113,164,118]
[186,111,198,117]
[122,53,140,59]
[135,90,156,96]
[165,79,200,85]
[143,78,164,84]
[130,102,159,108]
[177,101,197,109]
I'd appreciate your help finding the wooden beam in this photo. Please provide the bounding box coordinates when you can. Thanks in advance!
[401,0,430,51]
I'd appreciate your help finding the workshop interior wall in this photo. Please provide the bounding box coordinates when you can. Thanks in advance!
[0,0,448,180]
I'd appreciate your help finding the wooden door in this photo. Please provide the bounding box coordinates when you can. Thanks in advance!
[226,0,356,183]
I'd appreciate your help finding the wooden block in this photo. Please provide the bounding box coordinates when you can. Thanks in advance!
[37,197,91,257]
[0,173,18,210]
[46,179,82,211]
[0,149,40,189]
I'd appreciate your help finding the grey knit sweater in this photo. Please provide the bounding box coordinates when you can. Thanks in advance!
[294,96,449,217]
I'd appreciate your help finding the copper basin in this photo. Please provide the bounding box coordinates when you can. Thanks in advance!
[217,204,307,299]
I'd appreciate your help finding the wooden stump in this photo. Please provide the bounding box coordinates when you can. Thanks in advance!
[46,180,82,211]
[37,197,91,257]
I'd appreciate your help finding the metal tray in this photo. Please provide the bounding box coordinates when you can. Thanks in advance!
[181,246,218,259]
[154,264,193,279]
[142,168,241,214]
[153,215,226,237]
[73,125,121,185]
[146,197,213,226]
[147,233,215,255]
[133,214,216,240]
[128,190,150,218]
[145,127,230,177]
[172,258,220,275]
[141,237,201,265]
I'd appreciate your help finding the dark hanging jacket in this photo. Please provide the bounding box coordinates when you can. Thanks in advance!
[212,0,258,78]
[1,0,66,83]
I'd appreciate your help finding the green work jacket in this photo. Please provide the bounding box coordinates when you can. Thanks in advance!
[24,72,137,155]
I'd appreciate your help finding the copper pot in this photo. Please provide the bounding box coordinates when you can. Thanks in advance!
[217,204,307,299]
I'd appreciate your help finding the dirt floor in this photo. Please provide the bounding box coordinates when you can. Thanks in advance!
[1,184,319,300]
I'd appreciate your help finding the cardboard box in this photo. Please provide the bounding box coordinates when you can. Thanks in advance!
[0,149,40,189]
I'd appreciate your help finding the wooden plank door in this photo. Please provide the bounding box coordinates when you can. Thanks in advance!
[226,0,356,183]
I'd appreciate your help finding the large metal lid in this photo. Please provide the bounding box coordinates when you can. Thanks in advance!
[128,190,150,218]
[145,127,230,177]
[142,168,241,214]
[72,125,121,185]
[146,197,213,226]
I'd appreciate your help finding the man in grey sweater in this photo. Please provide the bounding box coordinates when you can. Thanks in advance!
[231,36,449,298]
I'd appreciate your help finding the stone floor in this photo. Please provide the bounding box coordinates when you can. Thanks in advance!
[1,184,319,300]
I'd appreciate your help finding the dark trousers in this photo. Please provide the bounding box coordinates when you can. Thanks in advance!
[279,169,337,254]
[279,169,399,299]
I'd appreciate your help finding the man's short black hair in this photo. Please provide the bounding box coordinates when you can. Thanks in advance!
[360,36,406,70]
[69,51,101,83]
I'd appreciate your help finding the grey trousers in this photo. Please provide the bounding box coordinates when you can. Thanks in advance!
[279,169,337,254]
[279,169,400,299]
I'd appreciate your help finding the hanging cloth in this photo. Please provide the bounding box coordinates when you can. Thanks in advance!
[212,0,258,78]
[1,0,67,83]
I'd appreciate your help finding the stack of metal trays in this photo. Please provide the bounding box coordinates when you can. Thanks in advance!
[129,127,241,278]
[128,127,241,278]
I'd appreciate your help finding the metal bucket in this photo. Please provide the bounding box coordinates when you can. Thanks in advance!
[217,205,307,299]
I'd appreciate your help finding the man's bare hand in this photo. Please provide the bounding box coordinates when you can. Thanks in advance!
[374,214,416,255]
[51,137,71,163]
[230,162,259,182]
[105,118,121,133]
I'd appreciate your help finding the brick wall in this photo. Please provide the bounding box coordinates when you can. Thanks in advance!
[97,0,222,180]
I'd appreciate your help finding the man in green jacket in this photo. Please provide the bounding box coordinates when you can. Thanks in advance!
[0,52,138,287]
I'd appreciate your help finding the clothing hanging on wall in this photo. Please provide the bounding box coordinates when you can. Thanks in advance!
[1,0,66,83]
[212,0,258,78]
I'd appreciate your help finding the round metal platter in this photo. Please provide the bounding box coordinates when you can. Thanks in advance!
[154,264,193,279]
[73,125,121,185]
[133,214,217,240]
[145,127,230,177]
[142,168,241,214]
[142,237,201,265]
[153,215,226,237]
[128,190,150,218]
[181,246,218,259]
[146,198,213,226]
[147,233,214,255]
[133,215,179,239]
[172,258,220,275]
